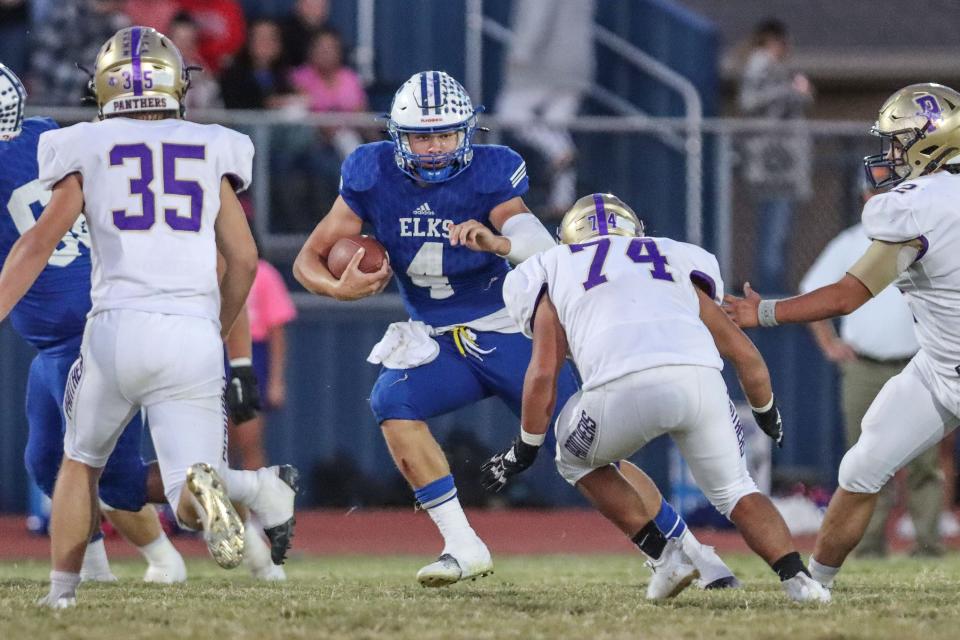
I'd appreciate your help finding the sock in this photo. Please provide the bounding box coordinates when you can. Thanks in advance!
[415,475,477,551]
[80,536,115,580]
[48,570,81,601]
[138,533,179,566]
[808,557,840,588]
[772,551,809,581]
[242,514,272,568]
[632,521,668,560]
[654,499,687,539]
[222,468,259,505]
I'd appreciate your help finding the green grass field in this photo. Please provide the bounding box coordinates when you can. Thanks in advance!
[1,554,958,639]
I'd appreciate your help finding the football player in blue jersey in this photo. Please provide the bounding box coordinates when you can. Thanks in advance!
[294,70,735,587]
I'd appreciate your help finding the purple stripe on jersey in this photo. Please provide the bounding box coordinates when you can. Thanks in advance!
[593,194,609,235]
[131,26,144,97]
[915,234,929,263]
[432,71,441,115]
[419,72,429,115]
[690,270,717,300]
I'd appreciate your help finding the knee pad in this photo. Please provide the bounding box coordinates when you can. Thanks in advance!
[98,458,149,512]
[369,373,419,423]
[838,445,888,494]
[703,476,760,518]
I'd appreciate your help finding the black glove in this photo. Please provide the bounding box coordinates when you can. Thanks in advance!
[225,363,261,424]
[752,396,784,448]
[480,437,540,492]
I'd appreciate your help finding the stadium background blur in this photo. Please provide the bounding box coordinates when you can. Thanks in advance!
[2,0,959,527]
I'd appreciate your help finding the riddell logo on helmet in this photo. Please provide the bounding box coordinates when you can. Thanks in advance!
[420,117,443,123]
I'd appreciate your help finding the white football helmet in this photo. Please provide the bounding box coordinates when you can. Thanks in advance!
[0,63,27,141]
[387,70,481,182]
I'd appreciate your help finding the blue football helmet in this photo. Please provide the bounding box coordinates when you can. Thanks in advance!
[387,71,481,183]
[0,63,27,141]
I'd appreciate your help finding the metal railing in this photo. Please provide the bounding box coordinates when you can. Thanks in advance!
[464,1,705,244]
[23,106,874,290]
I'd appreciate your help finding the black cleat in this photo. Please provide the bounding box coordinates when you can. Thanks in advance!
[263,465,299,565]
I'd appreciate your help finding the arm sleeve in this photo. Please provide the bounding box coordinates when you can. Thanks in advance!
[219,128,255,193]
[846,238,924,296]
[37,127,82,190]
[502,253,550,339]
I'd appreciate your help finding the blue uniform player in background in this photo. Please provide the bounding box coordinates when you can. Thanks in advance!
[294,70,736,587]
[0,63,187,583]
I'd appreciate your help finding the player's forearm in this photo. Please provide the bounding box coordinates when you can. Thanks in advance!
[219,266,256,339]
[292,252,339,298]
[519,369,559,435]
[734,356,774,409]
[225,304,253,359]
[0,233,57,321]
[771,278,869,325]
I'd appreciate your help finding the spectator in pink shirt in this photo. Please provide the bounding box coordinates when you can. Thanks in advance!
[229,259,297,470]
[289,27,369,159]
[289,27,367,113]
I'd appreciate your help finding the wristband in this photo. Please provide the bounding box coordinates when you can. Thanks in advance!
[229,357,253,368]
[757,299,779,327]
[519,428,546,446]
[750,395,775,413]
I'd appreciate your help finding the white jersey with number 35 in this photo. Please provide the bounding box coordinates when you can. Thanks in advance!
[503,235,724,391]
[37,117,253,324]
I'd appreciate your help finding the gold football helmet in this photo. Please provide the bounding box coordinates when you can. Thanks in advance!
[91,26,191,118]
[558,193,644,245]
[864,83,960,188]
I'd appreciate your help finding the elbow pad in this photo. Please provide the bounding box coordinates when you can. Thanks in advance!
[499,213,556,264]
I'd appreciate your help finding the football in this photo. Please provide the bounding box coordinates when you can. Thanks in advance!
[326,235,388,279]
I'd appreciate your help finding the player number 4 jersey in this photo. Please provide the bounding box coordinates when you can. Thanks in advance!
[861,171,960,379]
[37,117,254,324]
[503,235,725,391]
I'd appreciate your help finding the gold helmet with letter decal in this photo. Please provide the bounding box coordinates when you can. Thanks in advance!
[91,26,192,119]
[864,83,960,188]
[558,193,645,245]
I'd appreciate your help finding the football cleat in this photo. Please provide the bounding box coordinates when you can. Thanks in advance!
[248,465,299,565]
[143,554,188,584]
[243,520,287,581]
[78,569,117,583]
[681,534,741,590]
[416,541,493,587]
[645,538,699,600]
[782,572,832,603]
[186,463,245,569]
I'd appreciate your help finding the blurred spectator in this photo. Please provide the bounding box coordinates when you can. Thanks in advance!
[281,0,331,67]
[123,0,179,34]
[30,0,130,106]
[0,0,29,76]
[289,27,367,158]
[220,18,297,110]
[166,11,222,110]
[228,258,297,470]
[800,173,943,557]
[496,0,595,219]
[738,18,814,292]
[178,0,246,74]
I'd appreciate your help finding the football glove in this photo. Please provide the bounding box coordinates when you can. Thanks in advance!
[752,397,784,448]
[480,438,540,492]
[225,363,261,424]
